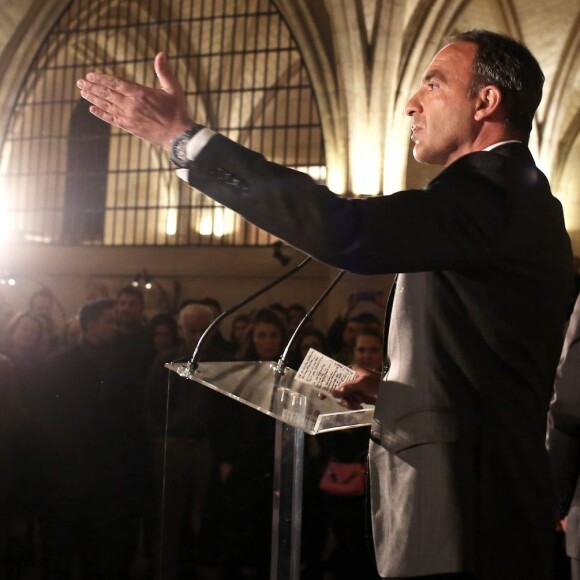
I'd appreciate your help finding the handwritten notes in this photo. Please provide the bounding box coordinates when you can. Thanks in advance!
[295,348,356,393]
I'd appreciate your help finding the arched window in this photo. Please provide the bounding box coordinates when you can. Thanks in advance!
[0,0,326,247]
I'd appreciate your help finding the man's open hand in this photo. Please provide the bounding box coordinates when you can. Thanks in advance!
[76,52,193,149]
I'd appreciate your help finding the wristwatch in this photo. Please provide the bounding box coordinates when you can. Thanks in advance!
[170,124,204,168]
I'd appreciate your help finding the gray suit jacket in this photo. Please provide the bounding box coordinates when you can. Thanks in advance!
[549,294,580,560]
[184,137,572,579]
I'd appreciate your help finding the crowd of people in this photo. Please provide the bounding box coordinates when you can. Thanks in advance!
[0,284,386,580]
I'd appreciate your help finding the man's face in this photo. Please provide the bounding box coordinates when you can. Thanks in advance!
[179,311,212,351]
[89,308,117,346]
[115,293,144,325]
[405,41,479,167]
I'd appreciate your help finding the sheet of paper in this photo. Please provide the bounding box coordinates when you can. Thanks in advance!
[295,348,356,393]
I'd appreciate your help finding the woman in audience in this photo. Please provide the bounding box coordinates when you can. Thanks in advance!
[318,326,382,580]
[229,313,251,357]
[144,311,179,370]
[0,312,46,577]
[288,326,329,369]
[202,308,286,580]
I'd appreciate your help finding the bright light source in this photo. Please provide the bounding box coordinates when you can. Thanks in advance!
[0,272,16,286]
[165,208,178,236]
[294,165,327,183]
[352,142,381,195]
[198,206,235,237]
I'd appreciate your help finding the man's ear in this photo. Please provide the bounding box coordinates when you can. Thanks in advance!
[474,85,502,121]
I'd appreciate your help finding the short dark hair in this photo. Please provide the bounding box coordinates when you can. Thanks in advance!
[446,29,544,139]
[356,325,383,342]
[116,285,144,306]
[79,299,115,332]
[352,312,381,327]
[197,297,223,314]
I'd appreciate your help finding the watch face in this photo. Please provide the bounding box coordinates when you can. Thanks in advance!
[171,126,202,167]
[172,135,190,166]
[177,136,189,160]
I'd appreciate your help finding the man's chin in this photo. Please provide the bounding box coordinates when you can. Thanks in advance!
[412,145,441,166]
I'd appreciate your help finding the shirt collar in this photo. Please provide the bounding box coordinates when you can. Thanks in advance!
[483,140,522,152]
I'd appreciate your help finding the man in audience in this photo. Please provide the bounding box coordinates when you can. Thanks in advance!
[145,302,226,580]
[36,298,150,579]
[115,285,146,338]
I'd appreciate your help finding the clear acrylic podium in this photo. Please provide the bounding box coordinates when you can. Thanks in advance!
[166,360,374,580]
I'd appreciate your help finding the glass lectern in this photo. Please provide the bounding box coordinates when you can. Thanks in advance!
[165,360,374,580]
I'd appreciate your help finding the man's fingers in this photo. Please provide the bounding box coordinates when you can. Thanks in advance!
[83,71,141,97]
[154,52,181,96]
[87,105,116,127]
[79,82,121,108]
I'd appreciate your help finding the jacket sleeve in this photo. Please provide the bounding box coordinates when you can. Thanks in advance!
[549,296,580,519]
[185,134,510,275]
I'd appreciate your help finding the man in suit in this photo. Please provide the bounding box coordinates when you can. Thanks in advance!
[77,30,572,579]
[549,294,580,579]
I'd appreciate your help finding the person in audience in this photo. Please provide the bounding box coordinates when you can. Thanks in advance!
[353,326,383,373]
[147,312,179,354]
[145,302,225,580]
[0,354,26,579]
[1,311,46,414]
[229,313,251,357]
[144,311,179,371]
[318,327,382,580]
[330,314,364,365]
[288,326,329,370]
[202,308,285,579]
[0,311,46,577]
[268,302,290,330]
[62,315,82,347]
[197,296,237,354]
[286,302,308,334]
[29,288,60,354]
[34,298,150,580]
[115,285,146,338]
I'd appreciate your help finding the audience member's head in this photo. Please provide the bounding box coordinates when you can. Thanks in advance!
[29,288,56,320]
[177,303,215,352]
[197,297,223,319]
[352,326,383,372]
[79,299,117,347]
[146,312,179,355]
[3,311,46,358]
[356,312,381,329]
[240,308,287,361]
[268,302,289,329]
[297,327,328,360]
[342,316,364,347]
[115,285,145,335]
[230,313,251,353]
[286,303,308,333]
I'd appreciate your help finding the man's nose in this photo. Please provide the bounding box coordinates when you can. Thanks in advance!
[405,91,420,116]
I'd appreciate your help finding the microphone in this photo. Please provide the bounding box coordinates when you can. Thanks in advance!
[273,269,345,377]
[187,255,312,374]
